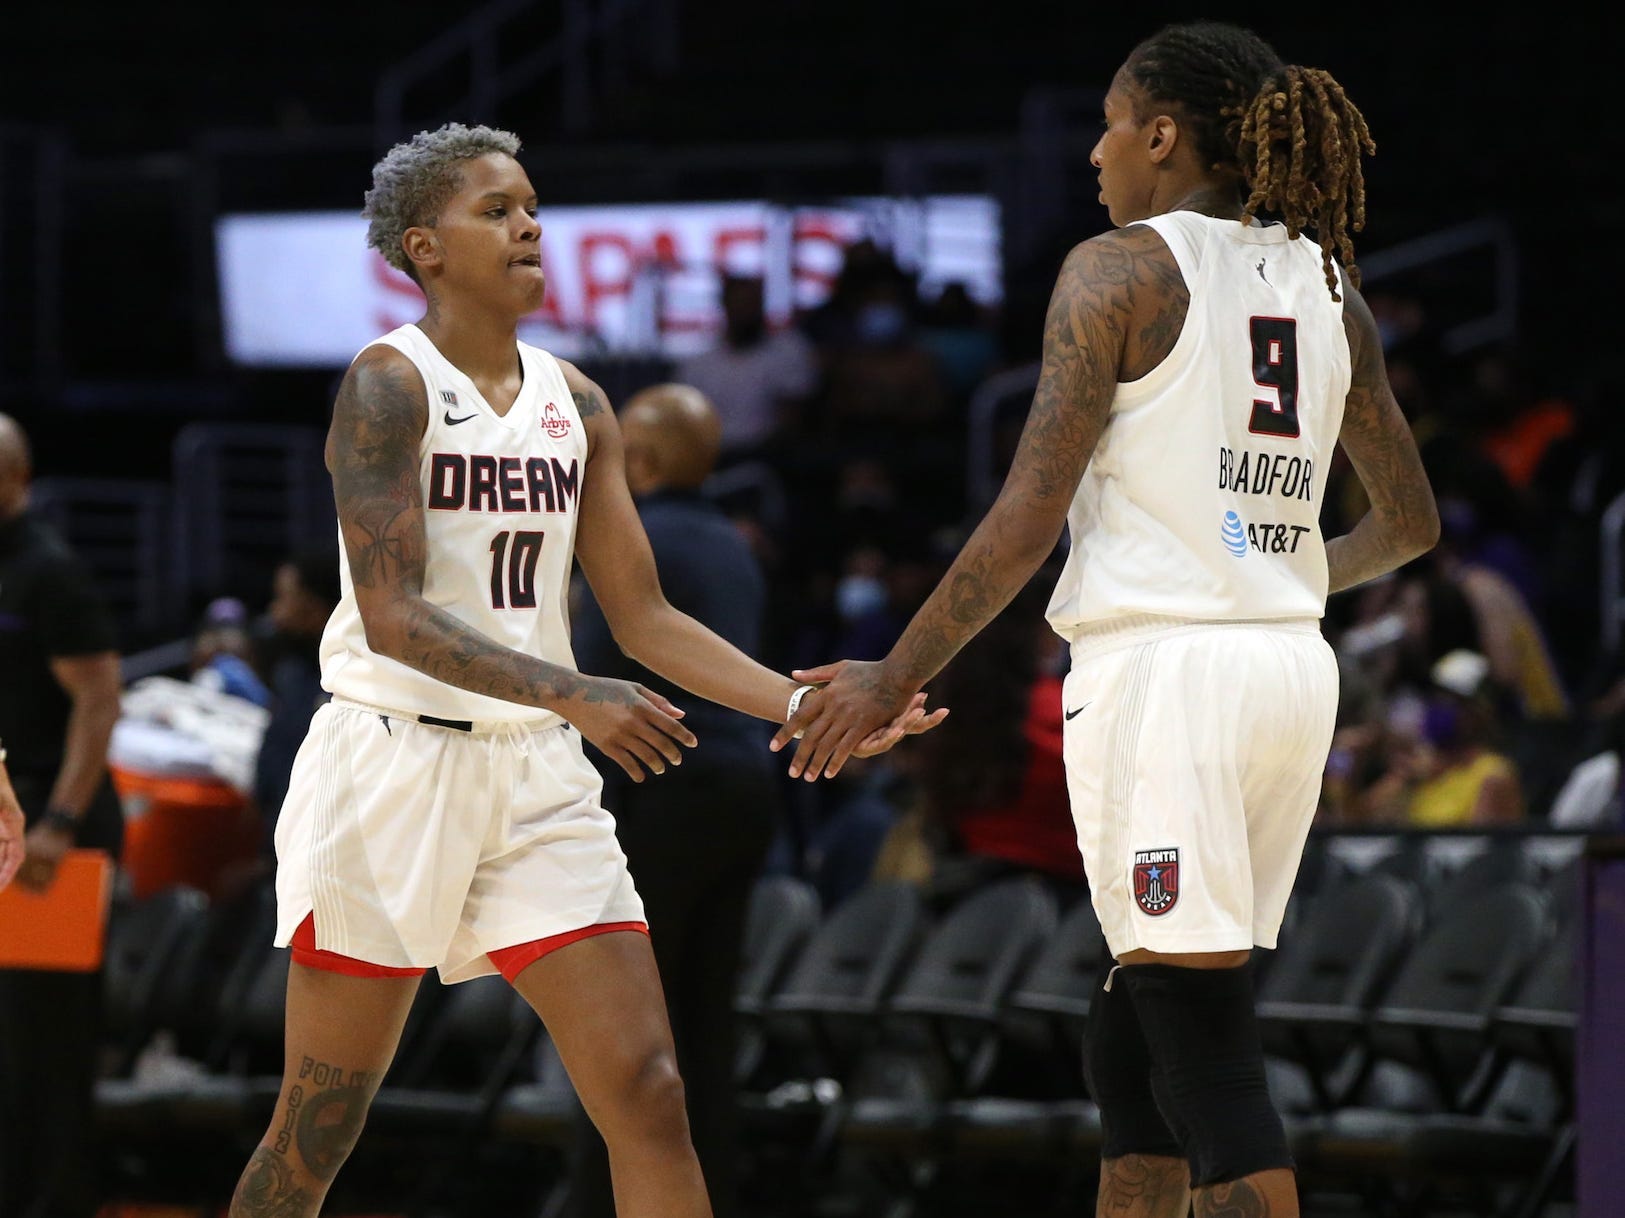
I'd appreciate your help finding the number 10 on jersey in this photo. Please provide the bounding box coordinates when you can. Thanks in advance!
[490,530,545,609]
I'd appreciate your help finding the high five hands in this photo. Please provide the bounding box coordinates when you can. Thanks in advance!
[770,660,947,780]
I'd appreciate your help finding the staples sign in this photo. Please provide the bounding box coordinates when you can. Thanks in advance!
[215,196,1000,367]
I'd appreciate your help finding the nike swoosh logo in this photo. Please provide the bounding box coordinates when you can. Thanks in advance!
[1064,701,1092,720]
[444,411,477,426]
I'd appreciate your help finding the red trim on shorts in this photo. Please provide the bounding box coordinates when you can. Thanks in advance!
[290,913,427,978]
[487,921,650,983]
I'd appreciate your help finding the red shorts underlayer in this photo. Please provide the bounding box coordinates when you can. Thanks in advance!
[290,913,649,982]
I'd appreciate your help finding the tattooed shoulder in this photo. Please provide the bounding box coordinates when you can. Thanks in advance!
[328,344,430,591]
[330,345,429,462]
[1109,224,1189,379]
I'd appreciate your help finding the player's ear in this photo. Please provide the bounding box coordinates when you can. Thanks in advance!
[1147,114,1180,165]
[402,226,442,279]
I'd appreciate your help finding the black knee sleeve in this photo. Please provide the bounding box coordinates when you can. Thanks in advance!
[1118,962,1291,1187]
[1083,963,1183,1160]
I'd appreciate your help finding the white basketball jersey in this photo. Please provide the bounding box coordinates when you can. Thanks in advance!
[321,324,586,726]
[1046,212,1351,639]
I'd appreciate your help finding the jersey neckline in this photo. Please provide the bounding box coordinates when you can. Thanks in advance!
[405,323,533,430]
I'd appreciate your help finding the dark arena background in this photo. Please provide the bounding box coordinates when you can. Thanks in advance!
[2,2,1622,1216]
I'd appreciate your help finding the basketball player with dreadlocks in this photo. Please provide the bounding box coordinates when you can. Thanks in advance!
[774,20,1438,1217]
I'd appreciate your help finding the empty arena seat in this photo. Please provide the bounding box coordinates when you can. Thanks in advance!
[735,874,821,1084]
[1293,883,1554,1190]
[739,882,927,1198]
[941,895,1109,1188]
[842,877,1058,1131]
[100,884,211,1075]
[1257,872,1420,1114]
[760,881,927,1071]
[1425,836,1540,921]
[814,878,1057,1216]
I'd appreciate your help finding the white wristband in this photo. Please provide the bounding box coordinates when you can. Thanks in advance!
[785,684,818,733]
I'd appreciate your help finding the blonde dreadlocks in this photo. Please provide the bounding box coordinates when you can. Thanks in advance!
[1125,21,1376,299]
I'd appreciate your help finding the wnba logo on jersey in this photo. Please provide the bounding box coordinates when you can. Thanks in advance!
[1133,848,1180,916]
[541,401,571,439]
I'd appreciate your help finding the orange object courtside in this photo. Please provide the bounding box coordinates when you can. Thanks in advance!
[0,848,115,971]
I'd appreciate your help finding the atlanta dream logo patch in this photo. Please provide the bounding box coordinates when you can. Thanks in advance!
[1133,848,1180,916]
[541,401,572,439]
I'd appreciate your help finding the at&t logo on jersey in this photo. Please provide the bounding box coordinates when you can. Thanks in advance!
[1222,510,1312,557]
[541,401,572,439]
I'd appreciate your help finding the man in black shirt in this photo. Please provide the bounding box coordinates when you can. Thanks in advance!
[568,384,782,1218]
[0,413,125,1218]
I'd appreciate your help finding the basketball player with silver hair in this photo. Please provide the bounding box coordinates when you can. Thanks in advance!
[225,122,943,1218]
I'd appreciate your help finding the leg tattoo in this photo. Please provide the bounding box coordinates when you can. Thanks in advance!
[291,1056,377,1182]
[1099,1154,1192,1218]
[232,1055,378,1218]
[231,1148,314,1218]
[1196,1178,1273,1218]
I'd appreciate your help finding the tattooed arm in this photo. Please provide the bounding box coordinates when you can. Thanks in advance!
[1325,284,1440,593]
[328,345,697,780]
[562,361,943,750]
[773,228,1160,779]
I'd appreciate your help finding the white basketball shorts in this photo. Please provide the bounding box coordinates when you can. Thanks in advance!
[273,698,644,983]
[1061,617,1338,956]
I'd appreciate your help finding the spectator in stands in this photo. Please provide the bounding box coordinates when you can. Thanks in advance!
[0,412,124,1218]
[1529,369,1625,687]
[1406,465,1571,722]
[797,237,892,351]
[1382,568,1482,701]
[1473,346,1576,494]
[917,281,1000,400]
[1546,729,1624,830]
[672,273,818,461]
[252,542,342,848]
[1423,433,1547,619]
[1361,649,1525,826]
[569,383,783,1218]
[821,263,946,442]
[1316,651,1389,826]
[791,753,911,909]
[190,596,271,708]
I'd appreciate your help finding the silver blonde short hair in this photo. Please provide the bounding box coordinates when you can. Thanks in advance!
[362,122,523,278]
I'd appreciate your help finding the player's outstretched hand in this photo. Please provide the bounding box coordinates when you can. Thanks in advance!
[851,695,949,759]
[770,659,941,781]
[562,676,698,782]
